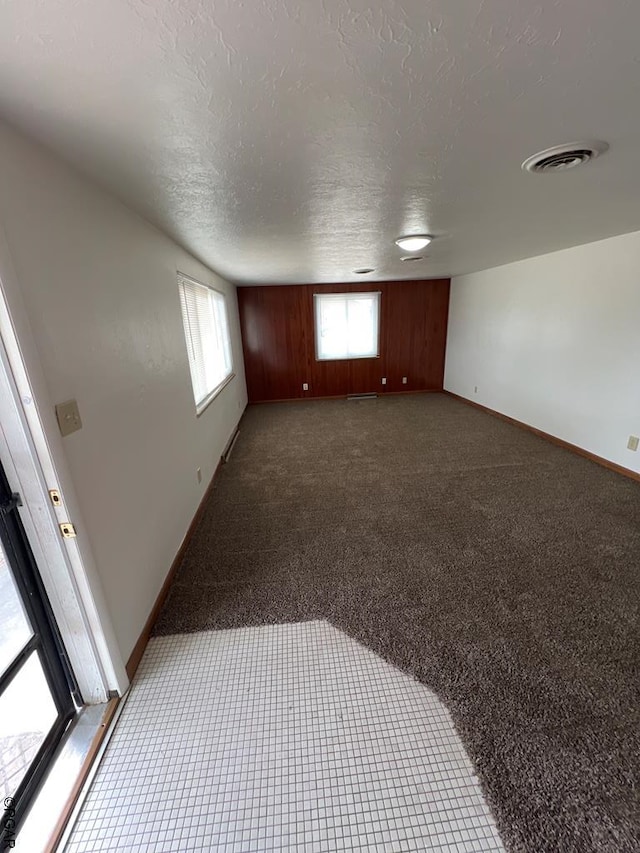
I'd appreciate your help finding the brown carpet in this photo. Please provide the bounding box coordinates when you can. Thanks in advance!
[154,393,640,853]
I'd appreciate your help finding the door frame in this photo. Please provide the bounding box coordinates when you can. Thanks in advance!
[0,454,78,836]
[0,226,128,704]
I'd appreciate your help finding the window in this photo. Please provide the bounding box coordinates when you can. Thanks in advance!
[314,291,381,361]
[178,273,234,412]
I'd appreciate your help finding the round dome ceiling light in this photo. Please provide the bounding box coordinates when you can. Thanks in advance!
[353,268,375,274]
[395,234,433,252]
[521,141,608,174]
[400,255,425,262]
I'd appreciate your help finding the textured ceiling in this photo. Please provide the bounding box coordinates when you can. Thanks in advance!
[1,0,639,284]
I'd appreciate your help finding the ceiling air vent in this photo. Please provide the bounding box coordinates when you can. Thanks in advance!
[522,141,608,174]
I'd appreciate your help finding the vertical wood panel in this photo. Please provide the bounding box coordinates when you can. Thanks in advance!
[238,280,450,402]
[383,280,451,392]
[238,285,310,401]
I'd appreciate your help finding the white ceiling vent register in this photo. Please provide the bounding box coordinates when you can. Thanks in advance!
[522,141,609,173]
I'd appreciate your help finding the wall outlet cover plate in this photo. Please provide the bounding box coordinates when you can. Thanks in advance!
[55,399,82,437]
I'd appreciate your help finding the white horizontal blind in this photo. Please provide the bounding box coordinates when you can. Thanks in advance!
[314,292,381,360]
[178,275,233,411]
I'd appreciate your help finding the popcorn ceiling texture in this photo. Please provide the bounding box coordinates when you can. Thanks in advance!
[155,394,640,853]
[1,1,640,283]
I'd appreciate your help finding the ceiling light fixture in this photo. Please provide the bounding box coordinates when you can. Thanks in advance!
[353,268,375,274]
[395,234,433,252]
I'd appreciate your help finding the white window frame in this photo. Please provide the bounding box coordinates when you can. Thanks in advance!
[178,273,235,414]
[314,291,381,361]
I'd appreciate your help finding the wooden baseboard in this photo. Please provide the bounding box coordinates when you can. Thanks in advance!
[45,697,120,853]
[125,459,222,680]
[125,414,246,681]
[249,388,443,404]
[443,390,640,484]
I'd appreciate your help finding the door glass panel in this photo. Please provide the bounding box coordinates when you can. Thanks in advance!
[0,542,33,675]
[0,652,57,802]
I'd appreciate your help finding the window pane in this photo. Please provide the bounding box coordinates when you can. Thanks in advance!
[347,297,376,357]
[178,276,234,409]
[0,652,58,802]
[315,292,380,360]
[0,542,33,676]
[318,298,348,359]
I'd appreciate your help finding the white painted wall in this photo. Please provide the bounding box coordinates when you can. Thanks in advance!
[444,231,640,474]
[0,120,247,665]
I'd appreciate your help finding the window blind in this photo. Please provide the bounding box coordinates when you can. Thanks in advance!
[178,274,233,411]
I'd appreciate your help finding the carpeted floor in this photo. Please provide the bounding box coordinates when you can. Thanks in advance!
[154,393,640,853]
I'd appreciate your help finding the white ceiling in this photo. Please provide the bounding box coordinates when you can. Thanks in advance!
[1,0,639,285]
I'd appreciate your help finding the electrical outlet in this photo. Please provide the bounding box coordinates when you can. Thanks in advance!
[402,376,407,384]
[628,435,639,452]
[381,377,387,385]
[302,383,309,391]
[196,467,202,483]
[474,386,478,394]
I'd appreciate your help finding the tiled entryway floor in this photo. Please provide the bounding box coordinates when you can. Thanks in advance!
[64,621,504,852]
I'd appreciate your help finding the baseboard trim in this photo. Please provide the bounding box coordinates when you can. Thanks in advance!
[443,390,640,484]
[125,413,246,681]
[249,389,443,404]
[125,459,222,680]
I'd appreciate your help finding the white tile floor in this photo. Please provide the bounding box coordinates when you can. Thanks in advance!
[64,621,504,852]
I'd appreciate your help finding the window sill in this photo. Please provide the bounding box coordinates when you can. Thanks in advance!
[196,372,235,416]
[315,355,380,362]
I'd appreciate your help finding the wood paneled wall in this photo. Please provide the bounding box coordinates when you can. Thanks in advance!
[238,279,450,402]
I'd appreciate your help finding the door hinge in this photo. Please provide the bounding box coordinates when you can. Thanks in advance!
[59,522,77,539]
[0,492,22,517]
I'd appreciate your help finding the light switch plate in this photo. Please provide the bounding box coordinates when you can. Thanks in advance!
[55,399,82,437]
[627,435,639,452]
